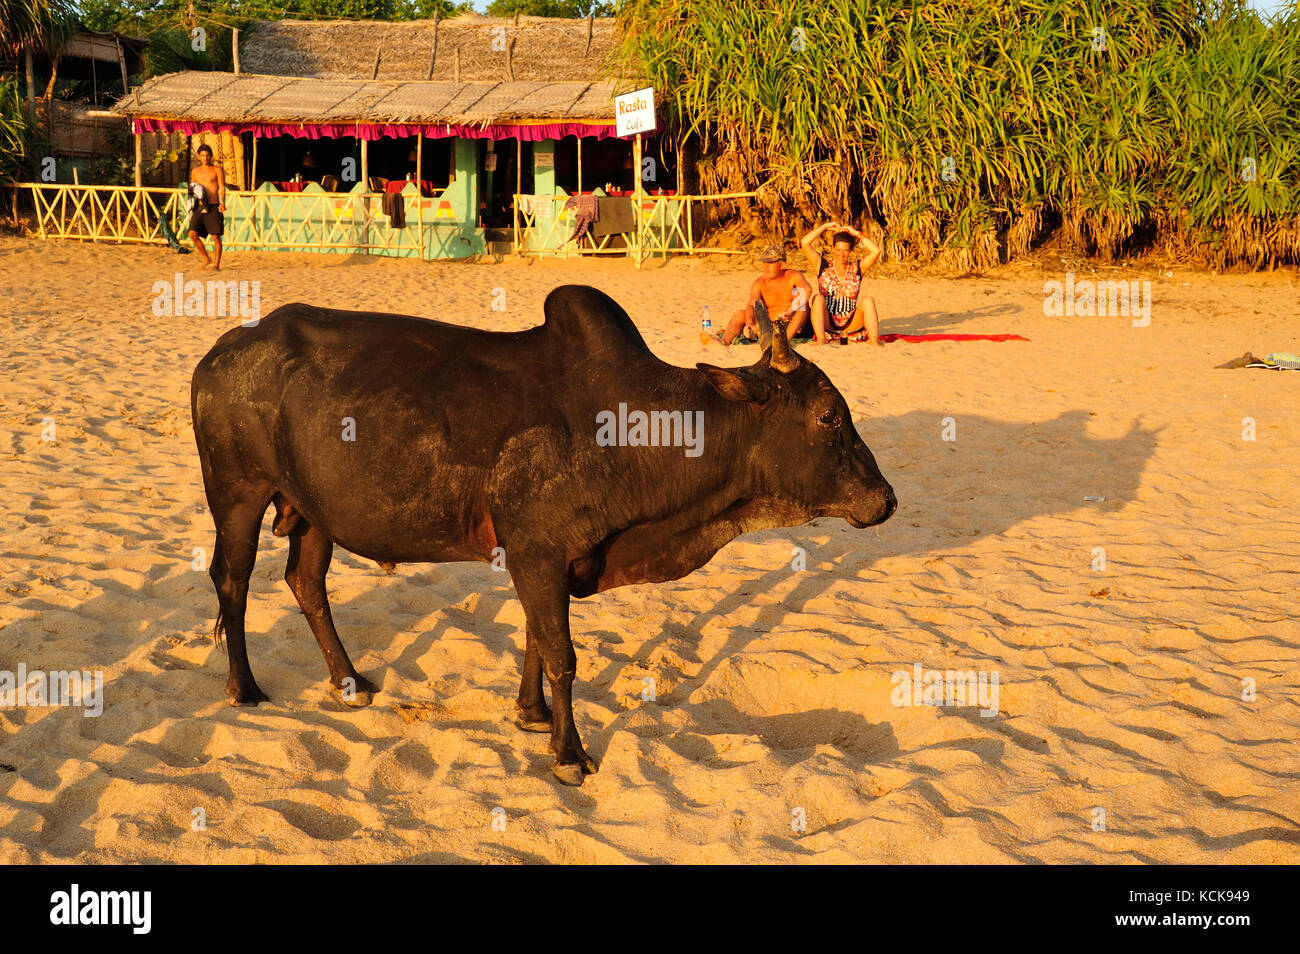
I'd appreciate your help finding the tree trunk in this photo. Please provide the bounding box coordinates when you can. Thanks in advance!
[24,47,36,122]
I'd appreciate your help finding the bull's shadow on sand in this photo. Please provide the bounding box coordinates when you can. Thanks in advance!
[565,407,1157,763]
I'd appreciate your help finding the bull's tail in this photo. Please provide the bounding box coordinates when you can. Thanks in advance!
[213,607,226,650]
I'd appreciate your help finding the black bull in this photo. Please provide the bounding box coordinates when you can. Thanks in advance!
[191,285,896,785]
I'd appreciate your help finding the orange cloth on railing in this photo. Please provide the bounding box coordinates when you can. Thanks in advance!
[563,194,599,243]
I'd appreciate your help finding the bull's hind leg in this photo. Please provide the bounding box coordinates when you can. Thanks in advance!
[209,497,271,706]
[511,557,595,785]
[284,520,377,708]
[514,623,552,732]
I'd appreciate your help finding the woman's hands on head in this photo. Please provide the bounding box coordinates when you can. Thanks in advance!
[802,221,837,248]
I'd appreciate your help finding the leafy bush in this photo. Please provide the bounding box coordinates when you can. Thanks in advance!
[618,0,1300,268]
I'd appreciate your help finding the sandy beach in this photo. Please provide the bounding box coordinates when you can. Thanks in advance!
[1,234,1297,863]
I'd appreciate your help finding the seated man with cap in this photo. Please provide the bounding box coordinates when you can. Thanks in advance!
[713,244,814,346]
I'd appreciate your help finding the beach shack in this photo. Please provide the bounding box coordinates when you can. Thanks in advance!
[15,26,148,180]
[110,14,658,260]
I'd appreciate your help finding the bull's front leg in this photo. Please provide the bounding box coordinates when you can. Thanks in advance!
[510,556,596,786]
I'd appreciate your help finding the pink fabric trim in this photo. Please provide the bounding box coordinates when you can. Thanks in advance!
[131,118,623,141]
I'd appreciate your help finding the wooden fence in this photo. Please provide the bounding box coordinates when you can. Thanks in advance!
[10,181,477,260]
[514,191,758,265]
[11,183,759,265]
[218,186,457,259]
[21,182,186,244]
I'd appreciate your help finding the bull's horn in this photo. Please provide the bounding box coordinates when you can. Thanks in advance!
[769,317,800,373]
[754,299,800,373]
[754,298,774,352]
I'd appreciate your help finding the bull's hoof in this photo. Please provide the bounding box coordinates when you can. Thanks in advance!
[514,702,552,733]
[226,682,269,707]
[335,675,378,708]
[548,737,597,776]
[338,687,373,708]
[551,762,586,786]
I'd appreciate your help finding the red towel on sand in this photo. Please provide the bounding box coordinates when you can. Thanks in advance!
[880,333,1029,343]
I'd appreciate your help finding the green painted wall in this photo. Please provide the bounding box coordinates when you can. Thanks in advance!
[206,136,487,260]
[533,139,556,195]
[446,138,478,222]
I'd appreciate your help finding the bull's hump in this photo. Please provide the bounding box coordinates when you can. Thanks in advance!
[541,286,654,360]
[272,303,451,337]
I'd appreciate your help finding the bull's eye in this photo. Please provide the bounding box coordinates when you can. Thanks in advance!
[818,409,837,427]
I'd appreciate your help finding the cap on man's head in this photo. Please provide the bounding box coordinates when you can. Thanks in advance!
[758,244,786,263]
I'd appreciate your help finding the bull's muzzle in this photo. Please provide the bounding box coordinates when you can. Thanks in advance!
[846,484,897,529]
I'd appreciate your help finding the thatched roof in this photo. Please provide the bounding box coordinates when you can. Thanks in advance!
[111,15,643,130]
[16,26,147,79]
[62,27,148,67]
[240,14,628,83]
[112,71,626,126]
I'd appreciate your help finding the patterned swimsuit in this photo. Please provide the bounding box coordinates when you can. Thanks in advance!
[818,255,862,330]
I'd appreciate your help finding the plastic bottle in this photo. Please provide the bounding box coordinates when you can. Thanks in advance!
[699,306,713,345]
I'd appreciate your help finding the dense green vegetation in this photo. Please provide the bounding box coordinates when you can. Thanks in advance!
[7,0,1298,268]
[618,0,1300,268]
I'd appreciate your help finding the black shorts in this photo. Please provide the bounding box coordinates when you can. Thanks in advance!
[188,206,224,238]
[827,303,857,330]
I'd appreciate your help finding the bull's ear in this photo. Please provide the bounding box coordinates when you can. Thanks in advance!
[697,363,772,404]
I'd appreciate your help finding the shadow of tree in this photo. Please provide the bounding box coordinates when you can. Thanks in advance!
[881,301,1022,336]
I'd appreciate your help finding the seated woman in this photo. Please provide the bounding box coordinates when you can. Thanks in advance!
[800,222,883,345]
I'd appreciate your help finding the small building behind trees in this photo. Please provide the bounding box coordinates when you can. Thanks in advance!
[16,25,148,181]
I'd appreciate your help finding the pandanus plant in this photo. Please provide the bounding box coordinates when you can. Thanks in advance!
[615,0,1300,270]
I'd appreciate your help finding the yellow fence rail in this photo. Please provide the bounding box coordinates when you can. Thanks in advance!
[220,188,451,259]
[639,192,759,260]
[511,194,631,258]
[14,183,761,265]
[512,191,758,264]
[10,182,471,260]
[19,183,186,244]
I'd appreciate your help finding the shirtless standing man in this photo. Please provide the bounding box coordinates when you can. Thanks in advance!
[714,245,814,345]
[188,144,226,270]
